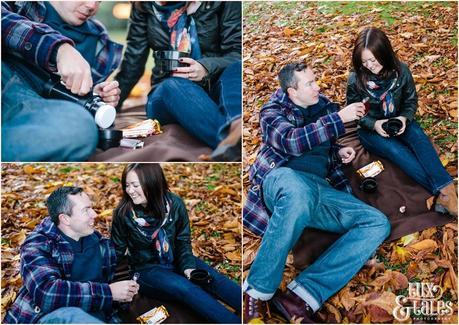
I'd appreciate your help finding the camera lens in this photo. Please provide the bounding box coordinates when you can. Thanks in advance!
[382,118,402,137]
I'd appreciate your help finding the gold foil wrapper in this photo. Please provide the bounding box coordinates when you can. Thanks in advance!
[357,160,384,178]
[136,305,169,324]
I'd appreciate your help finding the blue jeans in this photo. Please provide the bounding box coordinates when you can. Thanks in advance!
[1,62,98,162]
[136,257,241,324]
[38,307,105,324]
[358,121,453,195]
[146,61,241,149]
[244,168,390,312]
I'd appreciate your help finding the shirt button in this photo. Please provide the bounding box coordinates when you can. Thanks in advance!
[24,42,32,50]
[269,162,276,168]
[252,185,260,191]
[34,306,41,313]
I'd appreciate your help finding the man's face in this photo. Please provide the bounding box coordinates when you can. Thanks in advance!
[62,192,97,240]
[49,1,100,26]
[288,68,321,108]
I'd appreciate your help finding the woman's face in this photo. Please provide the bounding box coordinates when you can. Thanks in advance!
[125,171,148,207]
[361,49,383,75]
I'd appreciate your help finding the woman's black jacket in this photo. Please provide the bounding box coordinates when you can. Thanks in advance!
[111,192,196,273]
[346,61,418,130]
[115,1,241,107]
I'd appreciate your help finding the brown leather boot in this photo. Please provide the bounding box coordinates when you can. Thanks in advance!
[271,289,315,324]
[243,293,268,324]
[435,183,458,217]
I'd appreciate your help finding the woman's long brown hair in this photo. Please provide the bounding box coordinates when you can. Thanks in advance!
[352,27,401,91]
[114,163,170,223]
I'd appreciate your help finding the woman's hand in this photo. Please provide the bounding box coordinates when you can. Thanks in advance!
[173,58,208,82]
[184,268,195,279]
[374,119,389,137]
[338,147,356,164]
[394,116,407,135]
[93,80,121,107]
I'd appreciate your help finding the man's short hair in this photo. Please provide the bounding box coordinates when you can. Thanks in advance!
[278,62,308,93]
[47,187,83,225]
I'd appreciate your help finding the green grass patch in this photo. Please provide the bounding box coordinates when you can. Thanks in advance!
[59,166,80,173]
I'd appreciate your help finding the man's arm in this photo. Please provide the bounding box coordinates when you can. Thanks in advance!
[20,234,113,313]
[260,103,346,156]
[1,2,73,73]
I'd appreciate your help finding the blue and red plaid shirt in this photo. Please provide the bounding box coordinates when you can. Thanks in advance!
[243,89,353,236]
[1,1,123,84]
[3,217,117,324]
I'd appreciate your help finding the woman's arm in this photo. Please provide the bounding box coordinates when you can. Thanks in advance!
[114,4,151,109]
[110,211,129,262]
[197,1,241,78]
[174,197,197,274]
[346,72,377,130]
[398,63,418,122]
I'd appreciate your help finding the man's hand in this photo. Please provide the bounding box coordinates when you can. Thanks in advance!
[394,116,407,135]
[173,58,208,82]
[337,102,366,123]
[374,119,389,137]
[184,268,195,279]
[93,81,121,107]
[56,43,93,96]
[109,280,139,303]
[338,147,356,164]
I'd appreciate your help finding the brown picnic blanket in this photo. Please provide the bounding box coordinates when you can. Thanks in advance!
[114,258,207,324]
[88,103,211,162]
[292,121,454,270]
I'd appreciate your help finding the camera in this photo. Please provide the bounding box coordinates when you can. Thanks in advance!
[43,79,116,129]
[359,177,378,193]
[154,50,190,77]
[381,118,403,137]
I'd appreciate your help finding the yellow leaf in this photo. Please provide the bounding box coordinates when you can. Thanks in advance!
[225,251,241,261]
[23,165,37,175]
[99,209,113,218]
[394,246,411,262]
[399,233,418,246]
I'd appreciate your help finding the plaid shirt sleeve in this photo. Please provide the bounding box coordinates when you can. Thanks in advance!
[1,1,73,72]
[328,142,353,193]
[260,104,346,156]
[20,234,113,314]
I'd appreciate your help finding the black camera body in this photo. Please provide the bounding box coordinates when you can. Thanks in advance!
[43,79,116,129]
[381,118,403,137]
[154,50,190,78]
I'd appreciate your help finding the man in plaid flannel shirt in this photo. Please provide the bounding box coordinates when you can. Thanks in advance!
[2,1,123,161]
[3,187,139,324]
[243,62,391,323]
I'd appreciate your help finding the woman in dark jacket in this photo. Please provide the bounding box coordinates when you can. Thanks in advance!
[346,27,457,216]
[111,163,241,323]
[115,2,242,161]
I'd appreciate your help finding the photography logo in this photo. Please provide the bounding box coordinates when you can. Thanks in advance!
[393,282,454,321]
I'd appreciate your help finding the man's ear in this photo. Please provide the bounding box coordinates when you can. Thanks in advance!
[58,213,70,226]
[287,87,296,99]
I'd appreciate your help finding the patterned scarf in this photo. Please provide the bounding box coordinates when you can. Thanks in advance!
[130,198,173,265]
[152,1,201,59]
[365,72,398,117]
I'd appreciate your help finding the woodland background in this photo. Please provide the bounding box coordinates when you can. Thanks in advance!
[1,163,241,320]
[242,1,457,323]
